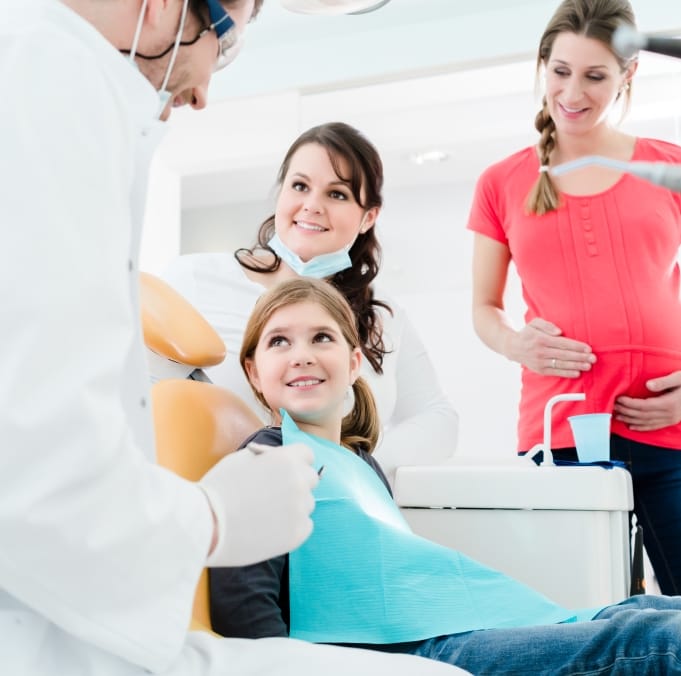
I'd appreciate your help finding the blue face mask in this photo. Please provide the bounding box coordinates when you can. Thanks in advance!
[268,233,353,279]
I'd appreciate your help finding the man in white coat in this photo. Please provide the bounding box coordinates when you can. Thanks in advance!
[0,1,468,675]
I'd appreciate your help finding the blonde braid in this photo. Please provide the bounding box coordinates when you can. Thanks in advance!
[526,100,561,215]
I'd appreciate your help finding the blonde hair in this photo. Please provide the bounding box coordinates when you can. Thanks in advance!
[240,278,381,454]
[526,0,638,215]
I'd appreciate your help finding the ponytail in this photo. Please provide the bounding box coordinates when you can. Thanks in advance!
[525,99,561,216]
[341,377,381,454]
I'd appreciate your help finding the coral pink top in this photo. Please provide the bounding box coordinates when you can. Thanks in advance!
[468,138,681,451]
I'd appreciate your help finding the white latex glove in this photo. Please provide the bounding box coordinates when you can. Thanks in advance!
[199,442,318,567]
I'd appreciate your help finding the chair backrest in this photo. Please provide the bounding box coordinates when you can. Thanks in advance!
[140,271,261,629]
[151,378,261,628]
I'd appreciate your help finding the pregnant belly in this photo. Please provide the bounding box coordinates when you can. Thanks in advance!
[586,346,681,403]
[519,346,681,451]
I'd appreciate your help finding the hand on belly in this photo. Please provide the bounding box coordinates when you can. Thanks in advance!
[615,370,681,431]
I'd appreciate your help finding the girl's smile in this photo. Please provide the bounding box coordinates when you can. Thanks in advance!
[245,301,361,443]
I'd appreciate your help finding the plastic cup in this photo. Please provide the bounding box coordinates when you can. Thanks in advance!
[567,413,612,463]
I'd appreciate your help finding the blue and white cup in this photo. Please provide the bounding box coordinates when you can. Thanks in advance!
[567,413,612,463]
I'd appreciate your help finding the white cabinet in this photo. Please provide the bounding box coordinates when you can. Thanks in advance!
[395,459,633,610]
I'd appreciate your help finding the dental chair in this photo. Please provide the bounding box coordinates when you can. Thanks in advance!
[140,271,636,620]
[140,272,261,630]
[140,271,226,382]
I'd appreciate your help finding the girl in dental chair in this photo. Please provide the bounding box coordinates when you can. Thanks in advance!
[210,276,681,675]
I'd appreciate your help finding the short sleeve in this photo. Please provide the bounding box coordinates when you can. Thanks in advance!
[466,163,509,245]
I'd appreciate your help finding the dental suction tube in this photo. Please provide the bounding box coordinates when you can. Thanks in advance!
[612,24,681,60]
[550,155,681,194]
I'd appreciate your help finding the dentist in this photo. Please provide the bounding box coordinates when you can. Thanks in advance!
[0,1,463,675]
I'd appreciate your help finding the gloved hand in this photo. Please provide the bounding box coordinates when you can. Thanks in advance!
[199,442,318,567]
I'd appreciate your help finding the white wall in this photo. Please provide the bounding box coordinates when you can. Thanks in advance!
[180,200,271,254]
[376,182,526,459]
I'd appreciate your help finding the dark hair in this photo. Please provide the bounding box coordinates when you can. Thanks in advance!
[240,278,381,453]
[526,0,637,215]
[235,122,392,374]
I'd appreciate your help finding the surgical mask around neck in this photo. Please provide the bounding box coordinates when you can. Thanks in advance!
[268,233,353,279]
[128,0,190,119]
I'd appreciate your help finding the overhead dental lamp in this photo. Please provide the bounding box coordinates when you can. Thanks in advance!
[280,0,392,15]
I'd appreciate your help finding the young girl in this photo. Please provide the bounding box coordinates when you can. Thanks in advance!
[210,277,681,675]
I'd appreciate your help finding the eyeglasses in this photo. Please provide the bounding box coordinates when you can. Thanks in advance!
[203,0,241,71]
[124,0,241,71]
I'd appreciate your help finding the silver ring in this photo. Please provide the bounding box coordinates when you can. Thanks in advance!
[551,358,557,369]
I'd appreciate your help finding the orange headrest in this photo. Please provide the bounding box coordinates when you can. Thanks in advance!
[140,271,226,368]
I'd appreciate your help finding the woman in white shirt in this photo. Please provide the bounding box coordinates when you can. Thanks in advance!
[160,122,458,481]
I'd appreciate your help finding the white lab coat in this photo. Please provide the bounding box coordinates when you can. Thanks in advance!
[0,2,466,675]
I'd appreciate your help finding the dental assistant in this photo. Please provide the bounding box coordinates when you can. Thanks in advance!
[159,122,459,483]
[0,2,463,675]
[469,0,681,595]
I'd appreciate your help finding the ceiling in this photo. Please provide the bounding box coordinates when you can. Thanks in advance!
[154,0,681,210]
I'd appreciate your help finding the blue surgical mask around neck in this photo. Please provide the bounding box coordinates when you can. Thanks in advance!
[268,233,353,279]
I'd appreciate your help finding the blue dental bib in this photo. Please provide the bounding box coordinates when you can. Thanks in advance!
[283,413,600,644]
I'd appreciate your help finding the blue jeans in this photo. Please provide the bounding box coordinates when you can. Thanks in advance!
[409,595,681,675]
[552,434,681,595]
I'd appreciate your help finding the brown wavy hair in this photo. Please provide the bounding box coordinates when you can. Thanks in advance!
[240,278,381,454]
[235,122,392,374]
[526,0,637,215]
